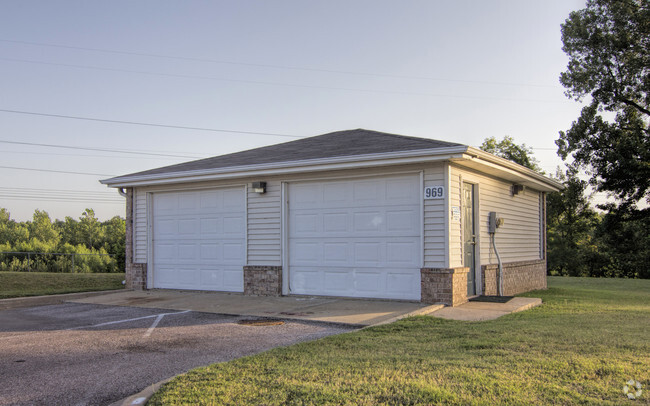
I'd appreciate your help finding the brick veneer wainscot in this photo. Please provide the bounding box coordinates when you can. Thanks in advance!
[243,266,282,296]
[421,267,469,306]
[124,187,147,290]
[481,259,547,296]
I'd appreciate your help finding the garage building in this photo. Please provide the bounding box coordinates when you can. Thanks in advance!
[101,129,562,306]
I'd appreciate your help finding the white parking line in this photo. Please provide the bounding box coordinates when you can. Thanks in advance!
[66,310,191,332]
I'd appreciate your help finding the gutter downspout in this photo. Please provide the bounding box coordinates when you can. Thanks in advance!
[117,188,128,198]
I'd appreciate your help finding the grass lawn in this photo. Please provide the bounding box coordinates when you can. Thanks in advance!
[0,272,125,299]
[149,277,649,405]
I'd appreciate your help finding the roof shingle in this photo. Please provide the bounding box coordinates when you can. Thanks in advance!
[122,129,463,178]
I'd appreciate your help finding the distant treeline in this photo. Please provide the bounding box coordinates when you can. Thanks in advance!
[0,208,125,273]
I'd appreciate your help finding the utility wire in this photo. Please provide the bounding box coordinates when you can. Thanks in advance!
[0,139,207,158]
[0,38,558,89]
[1,58,561,103]
[0,149,190,160]
[0,186,119,196]
[1,196,124,203]
[0,165,115,177]
[0,109,303,138]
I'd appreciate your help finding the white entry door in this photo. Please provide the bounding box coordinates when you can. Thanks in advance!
[288,174,422,300]
[151,187,245,291]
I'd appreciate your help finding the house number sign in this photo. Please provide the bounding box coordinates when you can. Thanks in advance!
[424,186,445,199]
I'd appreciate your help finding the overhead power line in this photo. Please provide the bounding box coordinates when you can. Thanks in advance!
[0,186,119,196]
[0,165,115,177]
[0,38,558,89]
[1,58,561,103]
[0,149,190,160]
[0,139,206,158]
[0,109,303,138]
[1,196,124,204]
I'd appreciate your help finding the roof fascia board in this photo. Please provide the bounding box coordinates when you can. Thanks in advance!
[101,146,469,187]
[460,147,563,191]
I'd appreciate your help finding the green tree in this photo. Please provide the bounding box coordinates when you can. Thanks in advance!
[480,136,543,173]
[101,216,126,272]
[558,0,649,214]
[546,166,601,276]
[0,208,28,246]
[54,216,80,247]
[78,209,104,249]
[28,210,60,246]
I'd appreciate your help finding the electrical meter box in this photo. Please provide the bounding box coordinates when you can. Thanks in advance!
[488,212,504,233]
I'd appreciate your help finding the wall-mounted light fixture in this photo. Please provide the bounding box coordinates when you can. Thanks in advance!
[252,181,267,194]
[511,184,524,196]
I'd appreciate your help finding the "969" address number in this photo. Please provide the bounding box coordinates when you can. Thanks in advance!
[424,186,445,199]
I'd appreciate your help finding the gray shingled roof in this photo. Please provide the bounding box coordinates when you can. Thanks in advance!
[116,129,464,178]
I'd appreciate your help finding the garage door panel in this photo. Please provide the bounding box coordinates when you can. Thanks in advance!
[353,242,382,264]
[153,243,176,261]
[199,243,220,260]
[154,219,177,236]
[386,210,419,231]
[323,270,353,293]
[353,212,383,232]
[291,241,320,264]
[323,242,348,262]
[386,271,419,295]
[199,218,219,234]
[222,189,244,208]
[386,241,419,264]
[223,242,245,261]
[322,213,348,232]
[222,267,244,290]
[178,193,199,211]
[178,219,199,236]
[291,269,322,292]
[199,191,219,209]
[152,188,245,292]
[223,217,245,234]
[290,238,420,268]
[289,174,421,300]
[353,180,381,201]
[291,211,419,238]
[355,271,383,293]
[178,244,198,260]
[386,178,419,203]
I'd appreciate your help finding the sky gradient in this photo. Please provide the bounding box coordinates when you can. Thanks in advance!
[1,0,586,221]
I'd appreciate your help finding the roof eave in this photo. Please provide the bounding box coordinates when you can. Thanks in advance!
[454,147,564,192]
[100,146,469,187]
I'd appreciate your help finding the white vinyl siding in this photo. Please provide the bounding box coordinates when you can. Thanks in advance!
[247,181,282,266]
[423,165,446,268]
[449,165,542,266]
[133,188,147,263]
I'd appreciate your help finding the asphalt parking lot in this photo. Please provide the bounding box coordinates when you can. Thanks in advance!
[0,303,354,406]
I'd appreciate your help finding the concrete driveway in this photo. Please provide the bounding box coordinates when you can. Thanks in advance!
[0,302,353,406]
[70,289,443,326]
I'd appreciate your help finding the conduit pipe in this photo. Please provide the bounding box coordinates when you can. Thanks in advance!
[490,233,504,296]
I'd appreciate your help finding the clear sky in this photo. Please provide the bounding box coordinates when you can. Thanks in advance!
[0,0,587,222]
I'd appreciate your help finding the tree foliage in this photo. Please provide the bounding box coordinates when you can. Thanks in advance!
[480,136,649,278]
[558,0,650,214]
[480,136,543,173]
[0,208,125,273]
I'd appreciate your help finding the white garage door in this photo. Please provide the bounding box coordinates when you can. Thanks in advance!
[152,187,245,291]
[288,174,421,300]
